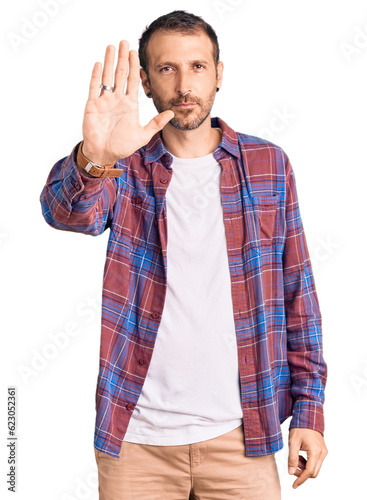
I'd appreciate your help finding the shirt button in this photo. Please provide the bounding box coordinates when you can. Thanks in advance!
[163,154,170,163]
[126,403,135,411]
[74,182,80,190]
[138,358,146,365]
[151,312,159,319]
[135,196,142,204]
[160,178,168,184]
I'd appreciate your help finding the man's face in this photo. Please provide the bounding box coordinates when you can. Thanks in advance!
[140,31,223,131]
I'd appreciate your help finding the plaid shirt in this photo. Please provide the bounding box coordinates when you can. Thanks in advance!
[40,116,327,458]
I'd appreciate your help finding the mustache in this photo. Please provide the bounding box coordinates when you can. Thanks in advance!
[169,96,201,105]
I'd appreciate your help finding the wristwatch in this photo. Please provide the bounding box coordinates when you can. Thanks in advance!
[76,141,123,178]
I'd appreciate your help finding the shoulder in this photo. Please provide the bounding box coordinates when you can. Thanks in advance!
[236,131,287,158]
[235,132,291,179]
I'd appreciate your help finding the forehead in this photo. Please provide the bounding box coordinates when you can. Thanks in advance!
[146,30,215,64]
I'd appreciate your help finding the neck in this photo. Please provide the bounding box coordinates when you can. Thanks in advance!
[161,115,222,159]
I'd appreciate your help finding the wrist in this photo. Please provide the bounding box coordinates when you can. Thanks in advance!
[81,142,117,167]
[76,141,123,178]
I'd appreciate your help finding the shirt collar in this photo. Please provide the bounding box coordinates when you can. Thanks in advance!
[143,116,241,165]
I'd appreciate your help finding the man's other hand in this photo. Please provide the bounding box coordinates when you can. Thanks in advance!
[288,428,328,489]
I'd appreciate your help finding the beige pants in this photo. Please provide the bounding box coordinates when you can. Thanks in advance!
[94,424,282,499]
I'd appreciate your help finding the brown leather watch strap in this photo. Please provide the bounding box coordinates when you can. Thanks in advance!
[76,141,123,178]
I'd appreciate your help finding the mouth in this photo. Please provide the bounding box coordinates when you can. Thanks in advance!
[173,103,197,108]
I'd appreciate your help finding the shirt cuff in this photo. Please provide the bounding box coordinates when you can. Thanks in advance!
[60,141,108,205]
[289,399,325,436]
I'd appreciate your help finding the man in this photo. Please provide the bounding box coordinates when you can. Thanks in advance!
[40,10,328,500]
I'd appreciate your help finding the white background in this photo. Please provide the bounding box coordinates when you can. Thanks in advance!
[1,0,366,498]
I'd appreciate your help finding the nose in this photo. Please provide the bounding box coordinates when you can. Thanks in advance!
[176,70,192,98]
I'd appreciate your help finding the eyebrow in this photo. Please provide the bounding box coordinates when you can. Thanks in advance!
[155,60,210,68]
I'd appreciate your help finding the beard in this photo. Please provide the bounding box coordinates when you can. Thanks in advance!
[149,84,217,131]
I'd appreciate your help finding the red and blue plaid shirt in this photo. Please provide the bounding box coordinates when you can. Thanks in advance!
[40,116,327,458]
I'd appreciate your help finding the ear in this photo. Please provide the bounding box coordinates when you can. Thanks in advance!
[216,61,224,91]
[140,68,150,95]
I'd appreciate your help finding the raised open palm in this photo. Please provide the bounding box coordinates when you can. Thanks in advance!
[82,40,174,165]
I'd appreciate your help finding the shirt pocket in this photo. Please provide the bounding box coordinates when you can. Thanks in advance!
[111,188,156,238]
[124,189,159,254]
[252,193,280,246]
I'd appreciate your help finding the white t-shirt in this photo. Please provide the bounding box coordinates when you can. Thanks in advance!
[123,147,243,445]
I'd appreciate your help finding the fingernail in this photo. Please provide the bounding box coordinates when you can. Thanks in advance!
[289,467,296,474]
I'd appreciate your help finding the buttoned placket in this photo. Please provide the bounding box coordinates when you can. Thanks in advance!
[215,151,266,448]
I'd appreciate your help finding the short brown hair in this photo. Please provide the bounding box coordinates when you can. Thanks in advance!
[138,10,220,81]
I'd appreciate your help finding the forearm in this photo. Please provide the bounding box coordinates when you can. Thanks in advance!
[40,141,118,235]
[285,261,327,434]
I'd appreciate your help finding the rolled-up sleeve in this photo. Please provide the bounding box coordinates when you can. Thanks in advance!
[282,155,328,436]
[40,141,119,236]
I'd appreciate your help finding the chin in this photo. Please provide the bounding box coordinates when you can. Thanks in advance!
[170,119,202,131]
[169,109,210,131]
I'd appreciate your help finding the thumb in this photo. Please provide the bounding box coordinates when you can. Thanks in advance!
[143,110,175,138]
[288,441,299,475]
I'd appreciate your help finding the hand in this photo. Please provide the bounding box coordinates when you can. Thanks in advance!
[82,40,175,165]
[288,428,328,489]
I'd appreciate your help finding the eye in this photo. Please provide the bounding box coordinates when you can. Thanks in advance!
[160,66,173,73]
[194,64,205,69]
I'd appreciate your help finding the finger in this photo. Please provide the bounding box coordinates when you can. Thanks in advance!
[126,50,140,96]
[292,453,318,489]
[293,467,312,489]
[100,45,116,95]
[114,40,129,94]
[292,457,306,478]
[142,110,175,140]
[293,455,307,476]
[288,440,300,476]
[88,62,102,101]
[292,455,307,477]
[313,453,327,477]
